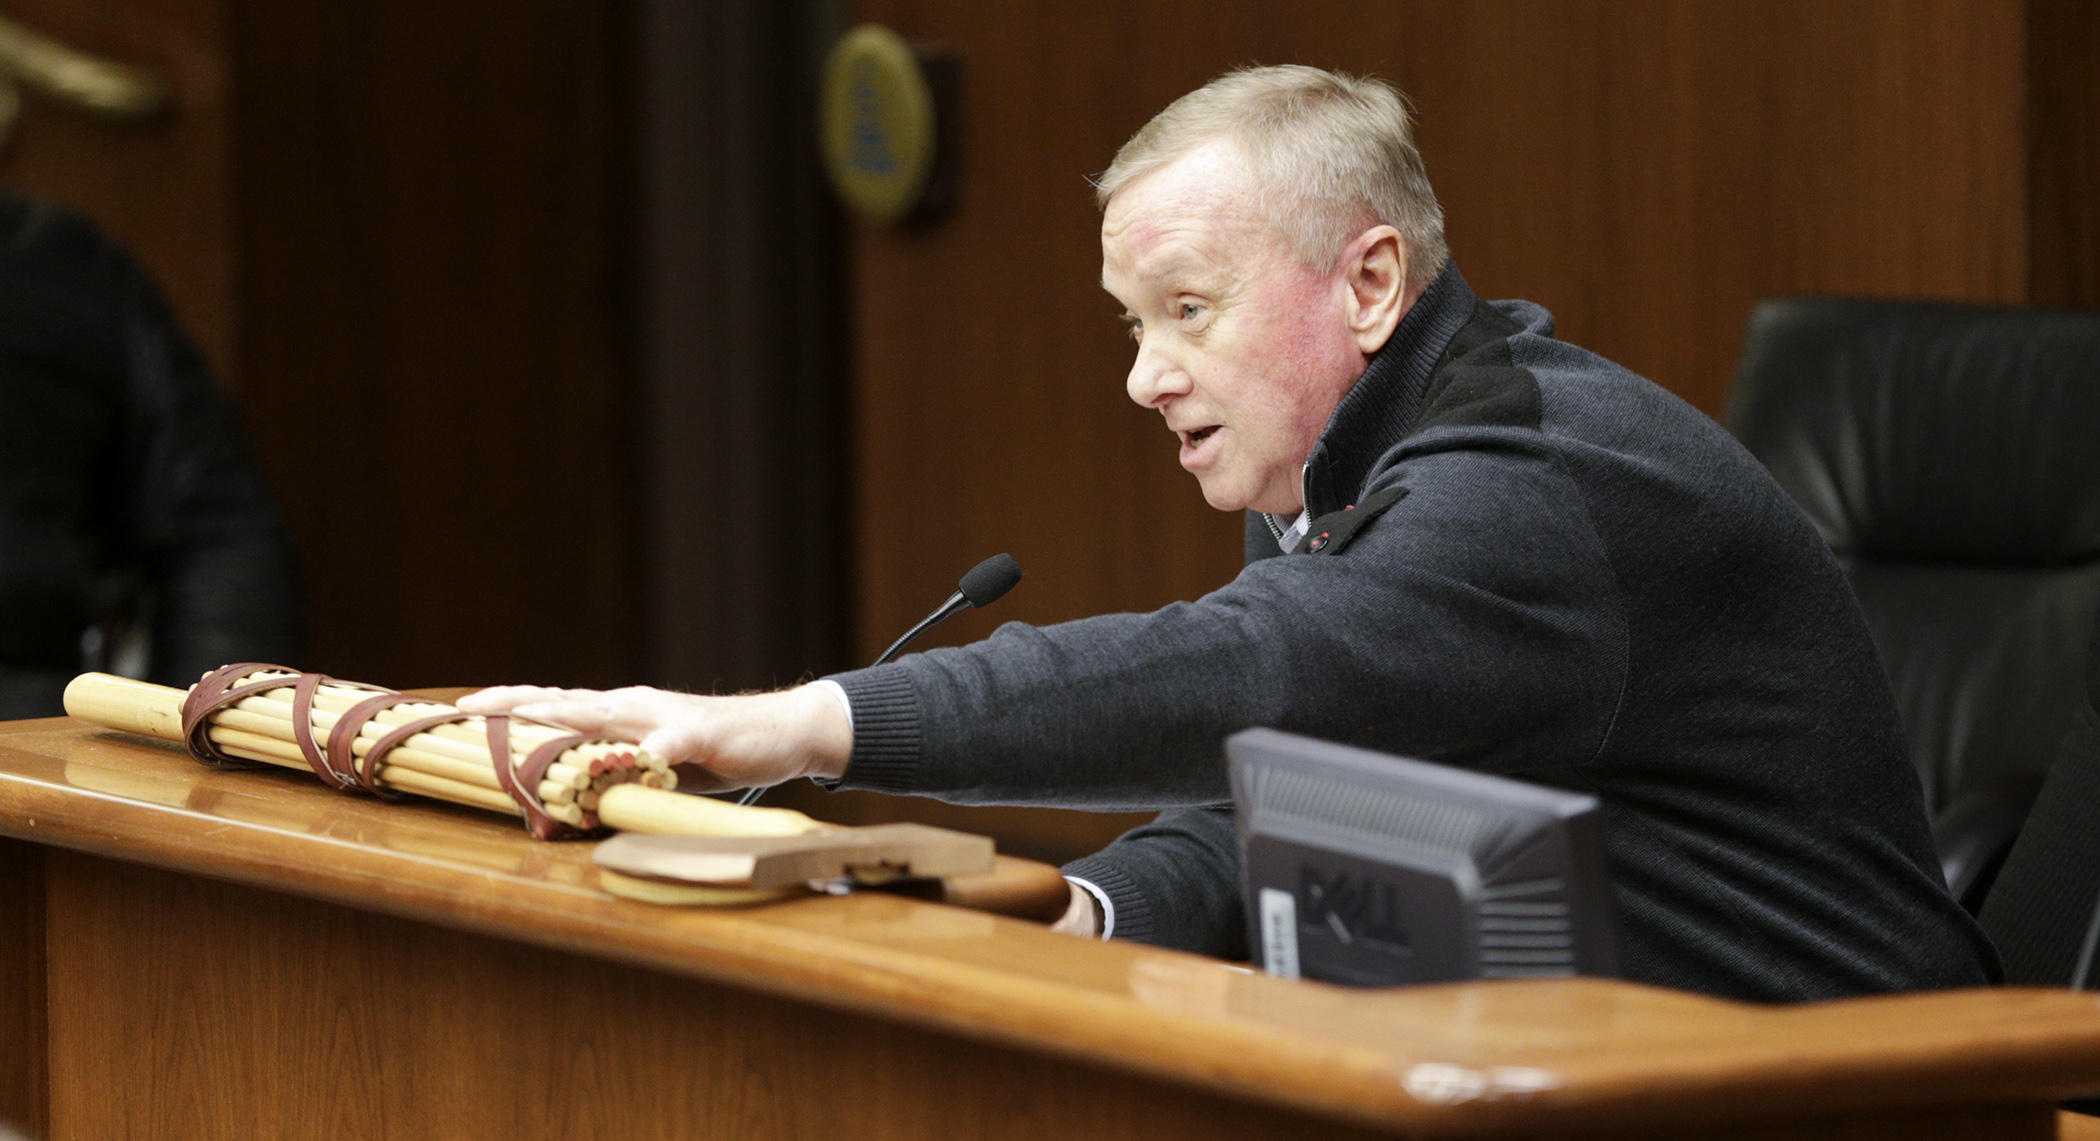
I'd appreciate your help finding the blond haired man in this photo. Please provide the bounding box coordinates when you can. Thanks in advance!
[467,67,1994,1000]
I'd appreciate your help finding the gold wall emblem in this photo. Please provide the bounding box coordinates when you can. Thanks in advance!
[820,25,938,225]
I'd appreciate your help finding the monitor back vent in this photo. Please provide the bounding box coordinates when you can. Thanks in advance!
[1249,766,1513,859]
[1477,876,1575,977]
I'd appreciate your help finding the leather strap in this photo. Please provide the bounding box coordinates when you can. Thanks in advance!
[327,692,441,800]
[519,728,593,836]
[181,662,299,769]
[290,672,349,789]
[483,716,591,840]
[175,663,602,838]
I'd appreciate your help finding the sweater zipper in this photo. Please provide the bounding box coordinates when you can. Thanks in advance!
[1263,462,1317,548]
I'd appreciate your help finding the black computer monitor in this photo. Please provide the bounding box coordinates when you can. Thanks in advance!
[1229,727,1618,987]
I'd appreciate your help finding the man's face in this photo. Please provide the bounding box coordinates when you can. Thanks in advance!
[1101,140,1368,515]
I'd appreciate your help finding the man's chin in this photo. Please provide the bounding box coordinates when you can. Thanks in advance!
[1194,469,1296,514]
[1196,479,1247,513]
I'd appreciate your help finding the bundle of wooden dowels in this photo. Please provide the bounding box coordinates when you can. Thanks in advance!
[67,663,678,839]
[63,664,1071,918]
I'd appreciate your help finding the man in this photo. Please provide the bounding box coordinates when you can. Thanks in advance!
[463,66,1996,1001]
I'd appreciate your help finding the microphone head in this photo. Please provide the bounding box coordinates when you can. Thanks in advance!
[957,553,1022,608]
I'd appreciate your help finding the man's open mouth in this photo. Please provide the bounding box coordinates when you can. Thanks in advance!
[1185,426,1219,446]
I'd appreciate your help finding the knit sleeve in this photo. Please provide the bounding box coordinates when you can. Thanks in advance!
[1062,806,1247,957]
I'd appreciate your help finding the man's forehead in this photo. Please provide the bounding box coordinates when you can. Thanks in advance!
[1101,140,1276,290]
[1102,139,1260,238]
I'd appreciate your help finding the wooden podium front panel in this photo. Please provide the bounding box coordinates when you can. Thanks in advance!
[31,852,2066,1140]
[40,850,1391,1141]
[0,840,44,1137]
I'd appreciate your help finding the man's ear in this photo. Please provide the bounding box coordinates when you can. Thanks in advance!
[1344,225,1412,355]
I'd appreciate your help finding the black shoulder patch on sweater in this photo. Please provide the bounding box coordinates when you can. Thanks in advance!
[1298,485,1408,556]
[1436,298,1527,367]
[1417,365,1542,433]
[1415,300,1542,433]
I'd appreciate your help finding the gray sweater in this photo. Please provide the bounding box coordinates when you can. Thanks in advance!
[831,267,1998,1003]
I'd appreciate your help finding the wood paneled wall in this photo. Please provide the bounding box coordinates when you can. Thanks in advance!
[228,0,639,689]
[636,0,857,695]
[1,0,646,691]
[848,0,2041,659]
[2029,0,2100,308]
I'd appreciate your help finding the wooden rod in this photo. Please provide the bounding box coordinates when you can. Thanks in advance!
[595,784,825,838]
[202,725,522,814]
[207,706,505,790]
[373,767,523,816]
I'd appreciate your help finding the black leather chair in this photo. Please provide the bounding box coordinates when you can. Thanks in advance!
[1979,614,2100,1116]
[1979,612,2100,989]
[1725,298,2100,911]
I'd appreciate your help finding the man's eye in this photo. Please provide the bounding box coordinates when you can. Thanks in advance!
[1124,320,1143,342]
[1179,303,1202,320]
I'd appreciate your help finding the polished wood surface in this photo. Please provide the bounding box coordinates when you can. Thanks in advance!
[4,716,2100,1138]
[764,782,1158,866]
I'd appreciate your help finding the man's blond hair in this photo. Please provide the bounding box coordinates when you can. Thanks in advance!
[1096,65,1447,288]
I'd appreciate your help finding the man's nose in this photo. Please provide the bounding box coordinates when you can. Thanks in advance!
[1126,343,1192,409]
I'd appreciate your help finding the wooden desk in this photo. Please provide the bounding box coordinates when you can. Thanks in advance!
[3,715,2099,1140]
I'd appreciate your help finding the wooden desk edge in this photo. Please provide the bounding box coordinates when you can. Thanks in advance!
[5,723,2100,1137]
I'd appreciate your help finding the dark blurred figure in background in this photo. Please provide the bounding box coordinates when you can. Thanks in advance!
[0,190,301,718]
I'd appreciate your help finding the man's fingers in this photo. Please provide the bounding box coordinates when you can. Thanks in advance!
[510,700,624,737]
[455,686,796,790]
[639,720,781,789]
[639,721,715,768]
[661,763,740,794]
[456,686,571,714]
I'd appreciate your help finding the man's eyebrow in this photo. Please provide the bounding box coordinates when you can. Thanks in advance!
[1145,251,1228,294]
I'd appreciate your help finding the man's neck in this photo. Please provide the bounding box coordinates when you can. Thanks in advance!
[1298,264,1475,516]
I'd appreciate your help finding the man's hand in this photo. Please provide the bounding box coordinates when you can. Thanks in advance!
[455,684,853,793]
[1050,880,1103,938]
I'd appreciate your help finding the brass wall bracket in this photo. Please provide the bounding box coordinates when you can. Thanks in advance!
[0,13,171,149]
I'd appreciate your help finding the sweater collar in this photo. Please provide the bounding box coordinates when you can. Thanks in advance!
[1300,263,1477,517]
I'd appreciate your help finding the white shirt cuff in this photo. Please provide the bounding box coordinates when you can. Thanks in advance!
[811,678,854,733]
[1065,875,1115,940]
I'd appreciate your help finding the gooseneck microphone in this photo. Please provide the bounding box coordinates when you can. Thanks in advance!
[872,552,1023,667]
[736,553,1022,806]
